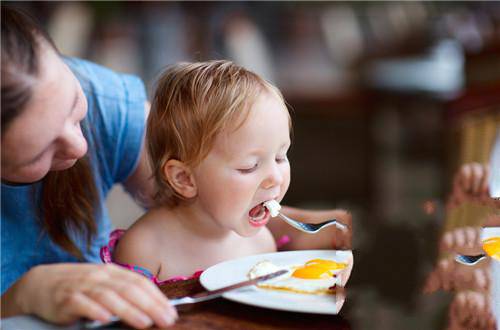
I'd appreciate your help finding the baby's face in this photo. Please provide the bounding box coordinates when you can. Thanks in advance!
[192,91,291,237]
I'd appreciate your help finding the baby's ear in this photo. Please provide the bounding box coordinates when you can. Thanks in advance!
[163,159,197,199]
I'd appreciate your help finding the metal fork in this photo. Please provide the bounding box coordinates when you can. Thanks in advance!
[455,254,487,266]
[277,212,348,234]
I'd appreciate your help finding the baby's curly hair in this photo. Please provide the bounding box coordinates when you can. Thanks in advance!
[147,60,288,207]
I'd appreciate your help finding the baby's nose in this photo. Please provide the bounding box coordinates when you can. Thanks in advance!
[262,165,283,190]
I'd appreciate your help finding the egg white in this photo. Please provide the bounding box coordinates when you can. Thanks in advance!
[248,260,340,295]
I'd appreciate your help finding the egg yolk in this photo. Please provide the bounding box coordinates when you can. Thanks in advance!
[292,259,347,279]
[482,237,500,261]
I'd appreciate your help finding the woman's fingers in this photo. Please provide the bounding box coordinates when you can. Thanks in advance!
[109,279,177,328]
[62,292,112,324]
[12,263,179,328]
[103,265,177,327]
[118,267,174,312]
[87,287,154,329]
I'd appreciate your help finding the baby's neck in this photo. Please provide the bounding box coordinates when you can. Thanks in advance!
[165,203,234,241]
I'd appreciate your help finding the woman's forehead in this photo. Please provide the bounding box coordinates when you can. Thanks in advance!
[2,48,75,163]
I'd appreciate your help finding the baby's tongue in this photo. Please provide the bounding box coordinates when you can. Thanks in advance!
[249,203,265,219]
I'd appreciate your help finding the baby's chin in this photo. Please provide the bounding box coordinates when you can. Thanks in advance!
[234,217,269,238]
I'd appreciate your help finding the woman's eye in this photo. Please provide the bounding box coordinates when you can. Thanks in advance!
[237,164,258,174]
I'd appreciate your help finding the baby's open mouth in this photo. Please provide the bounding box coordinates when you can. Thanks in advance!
[249,203,267,221]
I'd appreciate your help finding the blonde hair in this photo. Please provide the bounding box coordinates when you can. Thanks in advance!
[147,60,288,206]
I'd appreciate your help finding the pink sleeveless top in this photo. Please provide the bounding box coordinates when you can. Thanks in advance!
[100,229,291,286]
[100,229,203,285]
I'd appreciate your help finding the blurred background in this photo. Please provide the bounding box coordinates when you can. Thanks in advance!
[7,1,500,329]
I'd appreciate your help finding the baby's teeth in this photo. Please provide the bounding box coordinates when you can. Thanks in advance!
[264,200,281,217]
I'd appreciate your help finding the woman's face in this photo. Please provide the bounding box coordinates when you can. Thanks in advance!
[1,44,88,183]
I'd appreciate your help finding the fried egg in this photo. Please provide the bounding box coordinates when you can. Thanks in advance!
[248,259,347,295]
[483,237,500,261]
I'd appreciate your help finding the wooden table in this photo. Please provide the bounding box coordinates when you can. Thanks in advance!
[153,278,351,330]
[1,278,350,330]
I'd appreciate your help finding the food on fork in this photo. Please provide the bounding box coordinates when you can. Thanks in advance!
[247,259,346,295]
[264,200,281,217]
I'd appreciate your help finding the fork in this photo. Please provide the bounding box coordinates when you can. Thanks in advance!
[277,212,348,234]
[454,253,487,266]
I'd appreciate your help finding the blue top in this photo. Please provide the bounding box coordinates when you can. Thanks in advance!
[1,58,146,294]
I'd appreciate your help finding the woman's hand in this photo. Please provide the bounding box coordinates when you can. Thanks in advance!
[1,263,177,329]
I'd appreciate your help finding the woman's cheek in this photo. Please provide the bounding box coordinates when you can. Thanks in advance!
[22,160,51,182]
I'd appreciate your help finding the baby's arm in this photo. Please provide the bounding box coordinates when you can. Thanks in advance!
[113,225,162,281]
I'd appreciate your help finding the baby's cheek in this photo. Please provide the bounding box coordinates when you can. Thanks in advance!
[281,171,291,195]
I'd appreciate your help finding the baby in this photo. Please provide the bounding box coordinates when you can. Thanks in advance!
[102,60,291,283]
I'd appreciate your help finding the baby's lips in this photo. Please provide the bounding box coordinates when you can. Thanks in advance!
[249,203,264,218]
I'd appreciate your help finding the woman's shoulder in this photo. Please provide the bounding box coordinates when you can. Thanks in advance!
[64,57,146,103]
[64,58,147,186]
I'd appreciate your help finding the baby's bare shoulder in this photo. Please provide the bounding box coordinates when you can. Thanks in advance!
[113,211,168,272]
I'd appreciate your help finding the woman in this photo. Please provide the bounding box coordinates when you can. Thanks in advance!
[1,7,177,329]
[1,6,352,328]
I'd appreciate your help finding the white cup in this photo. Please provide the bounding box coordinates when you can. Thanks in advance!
[481,227,500,328]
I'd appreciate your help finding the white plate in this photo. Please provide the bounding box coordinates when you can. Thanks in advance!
[200,250,353,314]
[481,227,500,241]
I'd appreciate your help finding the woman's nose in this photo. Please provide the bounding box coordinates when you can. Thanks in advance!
[57,123,88,160]
[261,164,283,190]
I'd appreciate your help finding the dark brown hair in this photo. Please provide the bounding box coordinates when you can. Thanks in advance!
[1,6,98,259]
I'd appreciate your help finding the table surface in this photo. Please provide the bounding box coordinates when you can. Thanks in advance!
[1,278,350,330]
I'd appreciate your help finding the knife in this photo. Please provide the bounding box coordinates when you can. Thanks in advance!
[84,269,288,329]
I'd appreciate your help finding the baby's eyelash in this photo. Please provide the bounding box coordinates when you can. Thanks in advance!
[238,164,258,174]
